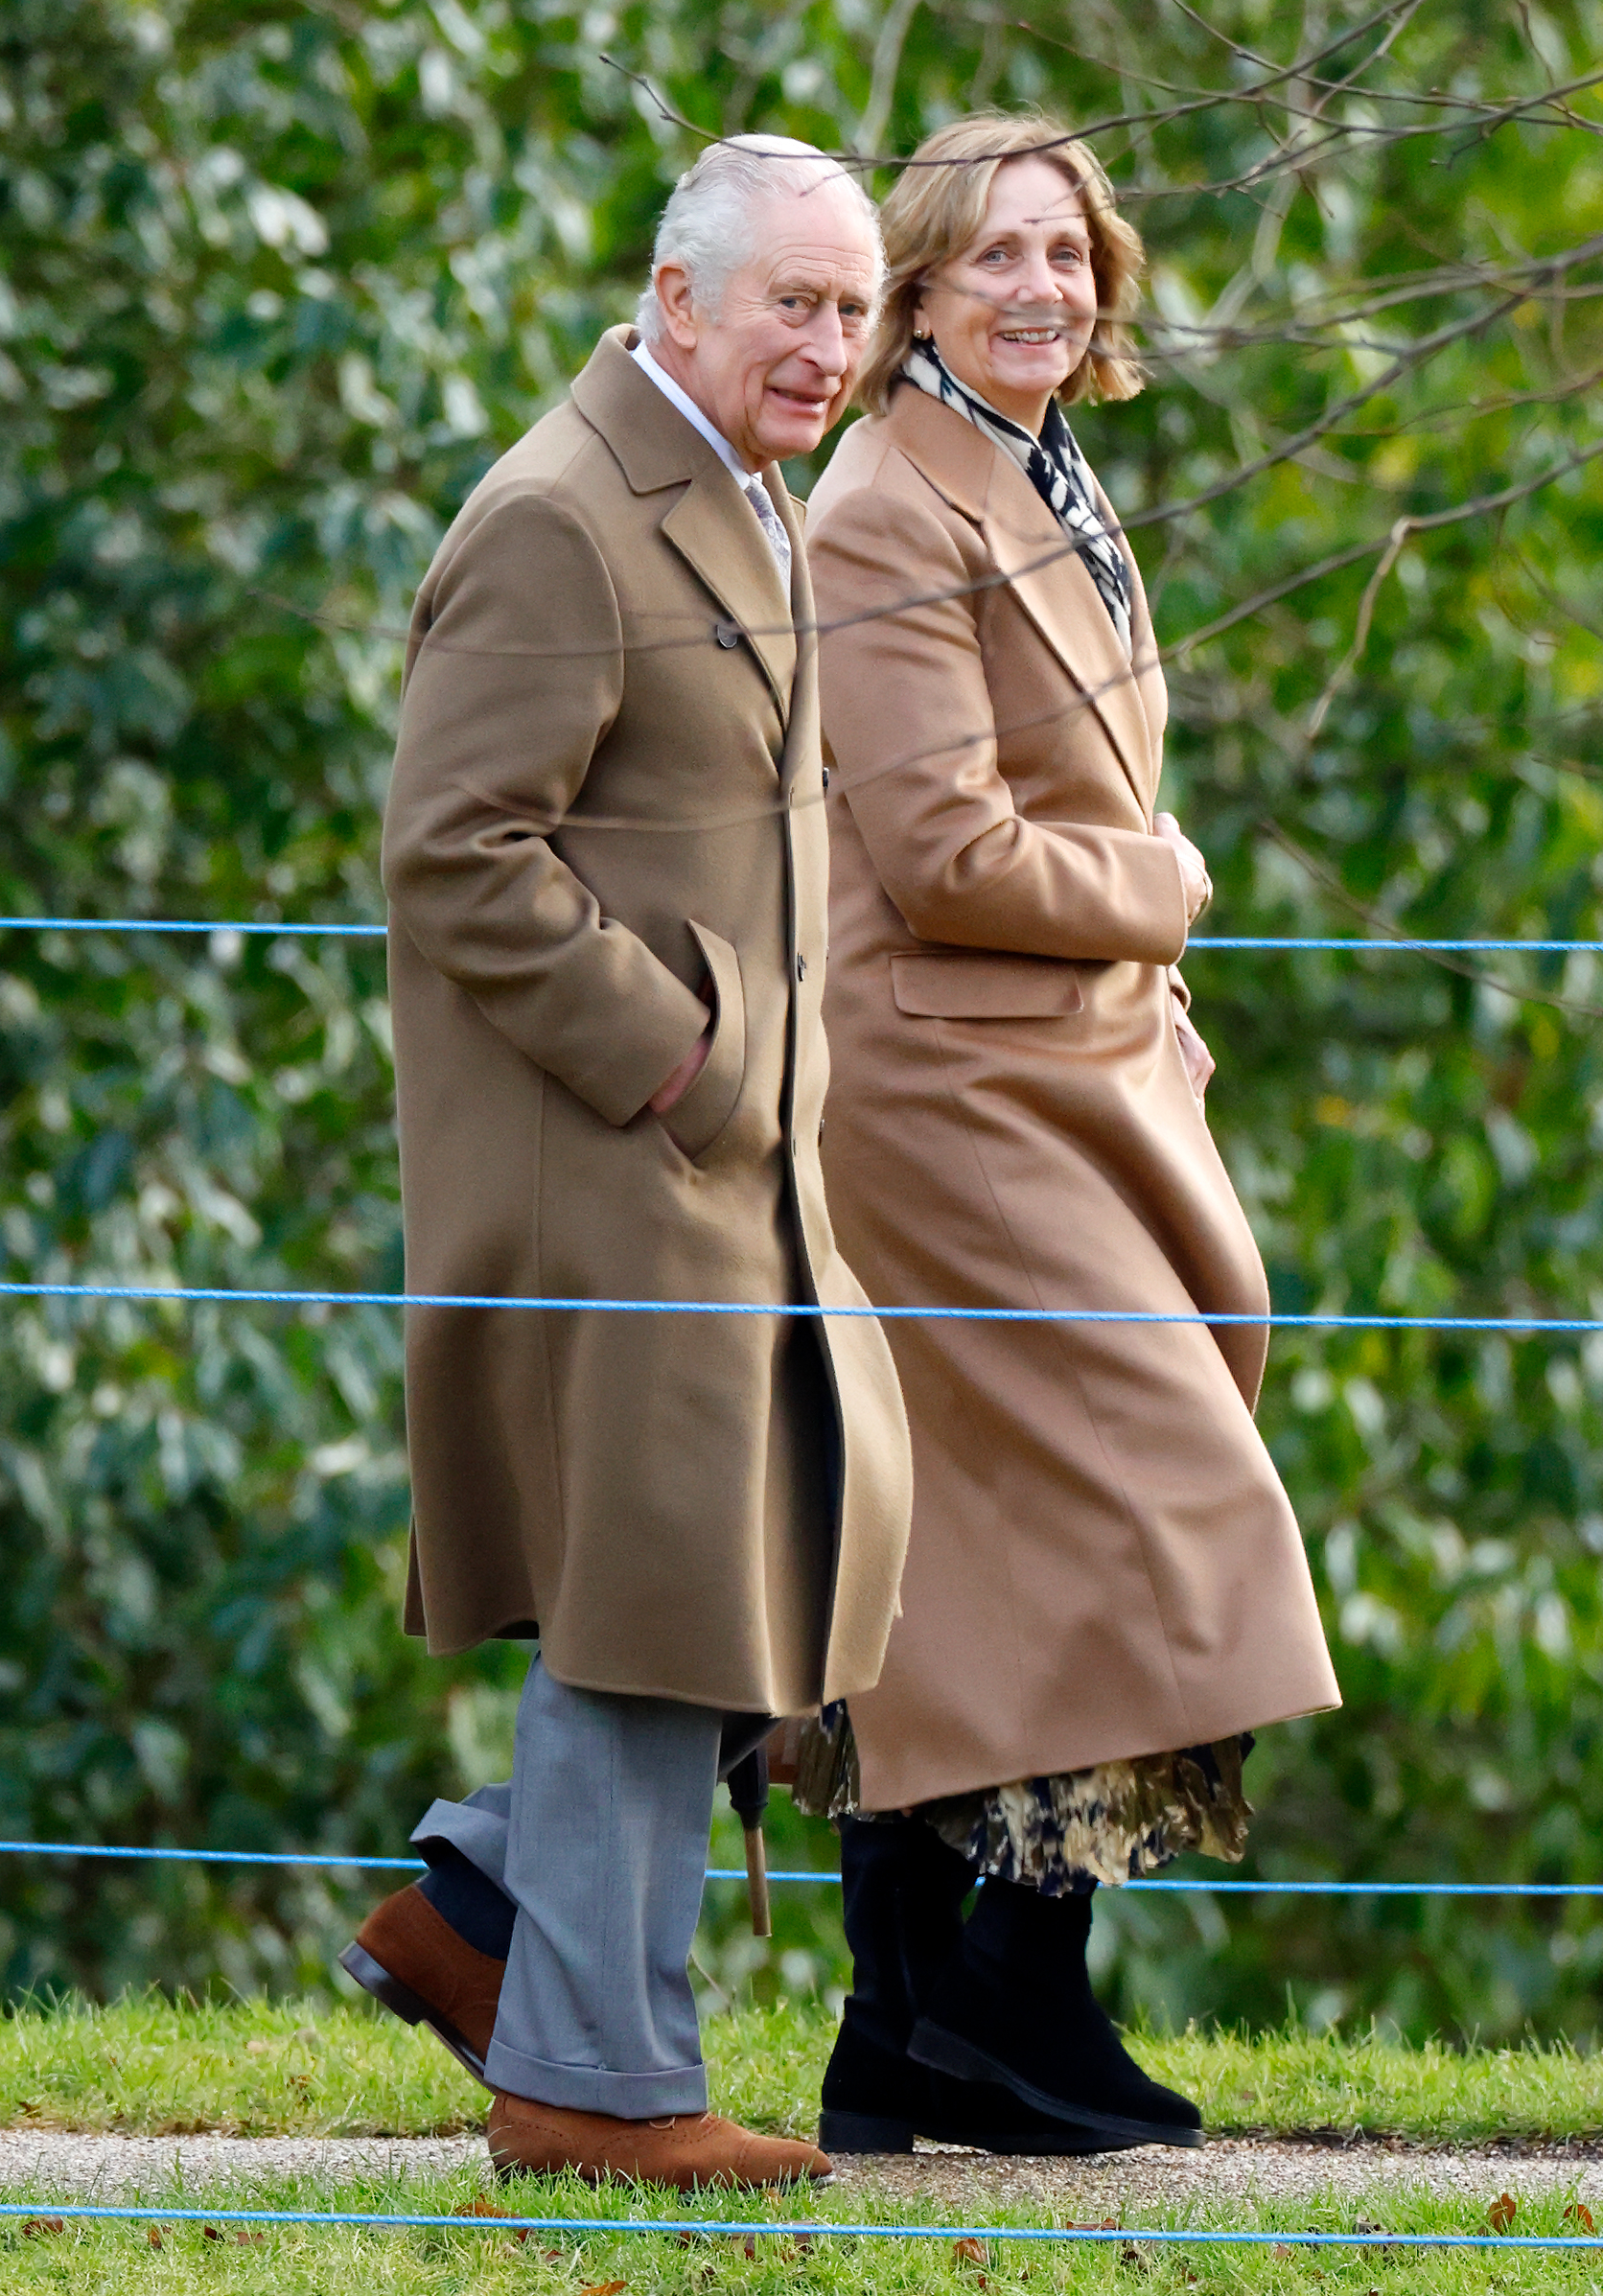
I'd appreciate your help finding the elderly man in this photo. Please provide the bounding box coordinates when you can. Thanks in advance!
[340,137,910,2191]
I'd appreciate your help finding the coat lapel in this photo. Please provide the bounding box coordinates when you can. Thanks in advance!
[773,478,819,793]
[571,328,798,728]
[659,479,797,723]
[885,388,1158,817]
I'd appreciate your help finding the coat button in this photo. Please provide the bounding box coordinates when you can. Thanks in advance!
[796,953,807,982]
[714,619,740,649]
[822,766,829,790]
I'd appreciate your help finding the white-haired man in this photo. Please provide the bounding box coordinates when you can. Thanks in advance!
[340,139,911,2189]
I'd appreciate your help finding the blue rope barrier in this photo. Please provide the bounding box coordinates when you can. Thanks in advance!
[0,2202,1596,2248]
[1188,937,1603,952]
[1,916,1600,952]
[4,1842,1599,1895]
[0,917,386,938]
[0,1281,1595,1329]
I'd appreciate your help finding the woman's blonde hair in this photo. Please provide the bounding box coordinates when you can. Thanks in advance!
[856,113,1146,418]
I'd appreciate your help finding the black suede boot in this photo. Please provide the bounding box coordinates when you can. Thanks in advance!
[819,1816,971,2151]
[909,1880,1204,2149]
[820,1821,1121,2156]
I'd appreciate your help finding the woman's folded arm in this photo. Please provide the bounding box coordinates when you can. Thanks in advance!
[810,485,1186,964]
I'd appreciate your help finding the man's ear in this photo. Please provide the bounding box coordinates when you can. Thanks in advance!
[655,262,700,352]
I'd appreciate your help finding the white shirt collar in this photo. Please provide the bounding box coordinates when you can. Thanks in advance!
[631,339,753,486]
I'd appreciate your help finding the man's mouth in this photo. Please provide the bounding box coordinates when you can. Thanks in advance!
[770,385,830,414]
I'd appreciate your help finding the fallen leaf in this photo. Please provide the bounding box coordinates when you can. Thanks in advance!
[21,2217,65,2238]
[580,2282,627,2296]
[201,2224,223,2240]
[147,2226,165,2250]
[954,2237,989,2267]
[1117,2242,1151,2274]
[1566,2203,1596,2233]
[1487,2193,1519,2234]
[244,2037,271,2057]
[453,2197,530,2243]
[235,2229,265,2245]
[729,2234,757,2259]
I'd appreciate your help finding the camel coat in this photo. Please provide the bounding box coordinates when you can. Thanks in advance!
[805,385,1337,1811]
[381,328,911,1716]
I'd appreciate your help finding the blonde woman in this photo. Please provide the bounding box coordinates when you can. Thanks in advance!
[802,115,1338,2155]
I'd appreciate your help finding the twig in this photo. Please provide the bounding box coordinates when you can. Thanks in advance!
[1257,821,1603,1018]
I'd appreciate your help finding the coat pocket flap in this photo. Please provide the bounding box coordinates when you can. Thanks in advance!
[662,920,747,1161]
[890,953,1082,1020]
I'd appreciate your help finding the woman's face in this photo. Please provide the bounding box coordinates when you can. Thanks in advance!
[915,156,1099,432]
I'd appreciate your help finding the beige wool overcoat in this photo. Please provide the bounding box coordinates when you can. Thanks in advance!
[805,385,1338,1811]
[381,327,912,1717]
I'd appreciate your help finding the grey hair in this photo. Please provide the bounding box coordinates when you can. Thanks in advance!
[636,134,882,342]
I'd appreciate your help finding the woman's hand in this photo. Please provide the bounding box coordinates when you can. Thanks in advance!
[1172,991,1216,1104]
[1154,813,1213,926]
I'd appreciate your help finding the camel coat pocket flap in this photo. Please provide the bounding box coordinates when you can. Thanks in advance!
[662,919,747,1161]
[891,951,1082,1020]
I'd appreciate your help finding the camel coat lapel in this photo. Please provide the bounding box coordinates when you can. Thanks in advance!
[571,349,798,726]
[888,390,1155,817]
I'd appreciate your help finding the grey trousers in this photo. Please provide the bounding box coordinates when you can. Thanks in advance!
[413,1655,723,2117]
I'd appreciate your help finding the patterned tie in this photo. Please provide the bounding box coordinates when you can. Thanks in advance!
[742,475,793,593]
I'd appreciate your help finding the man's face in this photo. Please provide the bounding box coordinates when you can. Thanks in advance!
[653,177,881,470]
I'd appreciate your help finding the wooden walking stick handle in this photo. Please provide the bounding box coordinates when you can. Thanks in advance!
[725,1748,773,1938]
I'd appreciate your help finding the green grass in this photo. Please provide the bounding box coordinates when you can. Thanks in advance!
[0,1995,1599,2145]
[2,2168,1603,2295]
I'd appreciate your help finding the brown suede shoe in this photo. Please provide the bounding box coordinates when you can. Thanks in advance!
[488,2091,832,2191]
[339,1885,504,2086]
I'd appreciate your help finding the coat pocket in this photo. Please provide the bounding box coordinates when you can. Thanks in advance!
[890,951,1083,1019]
[661,920,748,1161]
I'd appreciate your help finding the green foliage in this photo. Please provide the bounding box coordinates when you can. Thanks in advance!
[2,0,1602,2038]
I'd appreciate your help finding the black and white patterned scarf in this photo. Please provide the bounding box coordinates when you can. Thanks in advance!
[902,339,1132,656]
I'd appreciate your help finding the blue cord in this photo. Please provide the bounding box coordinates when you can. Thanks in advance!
[2,916,1601,952]
[0,2203,1594,2248]
[4,1843,1598,1894]
[0,1282,1595,1329]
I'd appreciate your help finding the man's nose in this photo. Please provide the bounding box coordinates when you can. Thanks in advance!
[799,304,849,376]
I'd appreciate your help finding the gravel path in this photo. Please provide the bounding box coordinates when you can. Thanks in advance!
[0,2131,1598,2211]
[836,2137,1603,2217]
